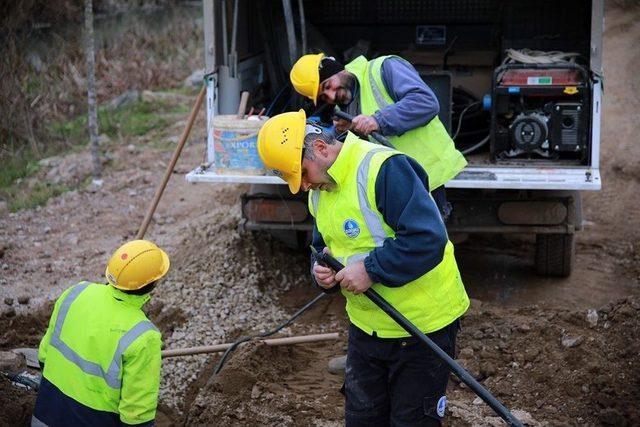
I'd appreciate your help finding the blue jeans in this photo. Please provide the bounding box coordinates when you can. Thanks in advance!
[342,321,459,427]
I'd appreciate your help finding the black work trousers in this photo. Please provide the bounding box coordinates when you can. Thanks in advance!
[343,321,459,427]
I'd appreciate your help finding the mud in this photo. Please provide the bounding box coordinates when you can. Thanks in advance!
[1,3,639,426]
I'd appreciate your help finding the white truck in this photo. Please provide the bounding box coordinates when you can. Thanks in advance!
[187,0,604,277]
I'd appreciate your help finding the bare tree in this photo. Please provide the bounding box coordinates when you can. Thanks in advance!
[84,0,101,178]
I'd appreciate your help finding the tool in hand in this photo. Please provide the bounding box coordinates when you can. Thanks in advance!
[310,246,523,427]
[332,109,394,148]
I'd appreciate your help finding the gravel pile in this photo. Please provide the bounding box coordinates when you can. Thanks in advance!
[153,203,312,412]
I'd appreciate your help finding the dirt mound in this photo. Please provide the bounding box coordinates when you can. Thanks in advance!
[447,297,640,425]
[185,340,344,426]
[0,303,52,350]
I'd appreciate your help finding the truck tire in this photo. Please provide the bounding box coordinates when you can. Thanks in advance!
[535,233,574,277]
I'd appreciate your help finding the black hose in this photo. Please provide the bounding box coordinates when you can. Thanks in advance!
[212,292,328,375]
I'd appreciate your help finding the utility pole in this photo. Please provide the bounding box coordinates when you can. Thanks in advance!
[84,0,101,179]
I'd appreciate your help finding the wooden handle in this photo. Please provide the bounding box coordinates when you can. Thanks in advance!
[136,85,206,239]
[237,91,250,119]
[161,332,340,358]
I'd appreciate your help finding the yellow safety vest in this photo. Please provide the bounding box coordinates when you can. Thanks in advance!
[345,55,467,191]
[309,133,469,337]
[37,282,161,424]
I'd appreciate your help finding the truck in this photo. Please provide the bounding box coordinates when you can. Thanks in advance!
[187,0,604,277]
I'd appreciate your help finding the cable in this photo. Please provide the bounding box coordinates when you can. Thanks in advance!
[212,292,328,375]
[461,134,490,155]
[452,101,481,140]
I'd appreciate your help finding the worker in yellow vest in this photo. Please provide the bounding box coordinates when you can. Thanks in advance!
[290,53,467,220]
[32,240,170,427]
[258,110,469,426]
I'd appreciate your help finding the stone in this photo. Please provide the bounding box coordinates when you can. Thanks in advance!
[327,355,347,375]
[4,298,13,306]
[586,309,598,327]
[251,384,261,399]
[184,68,205,87]
[107,90,140,110]
[98,134,111,144]
[459,347,474,359]
[0,350,26,373]
[17,296,30,305]
[561,334,584,348]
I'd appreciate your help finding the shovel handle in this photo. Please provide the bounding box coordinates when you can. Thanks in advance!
[332,110,394,148]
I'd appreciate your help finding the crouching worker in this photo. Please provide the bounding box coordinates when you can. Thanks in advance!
[257,111,469,426]
[32,240,170,427]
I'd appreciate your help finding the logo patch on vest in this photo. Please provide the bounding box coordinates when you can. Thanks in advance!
[343,219,360,238]
[437,396,447,417]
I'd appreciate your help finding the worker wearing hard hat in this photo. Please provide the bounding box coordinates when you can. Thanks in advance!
[258,111,469,426]
[290,53,467,219]
[32,240,170,427]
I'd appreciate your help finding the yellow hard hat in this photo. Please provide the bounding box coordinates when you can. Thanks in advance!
[105,240,170,291]
[257,109,306,194]
[290,53,324,104]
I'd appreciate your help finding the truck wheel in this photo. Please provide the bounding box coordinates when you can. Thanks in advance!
[535,233,574,277]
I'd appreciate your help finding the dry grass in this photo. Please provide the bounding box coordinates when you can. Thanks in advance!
[0,2,202,188]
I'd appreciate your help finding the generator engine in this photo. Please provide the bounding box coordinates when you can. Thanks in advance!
[490,64,590,163]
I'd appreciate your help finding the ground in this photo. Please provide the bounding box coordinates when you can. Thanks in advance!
[1,4,639,427]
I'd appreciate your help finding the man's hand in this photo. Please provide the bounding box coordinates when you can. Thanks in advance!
[313,247,337,289]
[313,262,337,289]
[333,117,351,134]
[351,115,379,136]
[335,261,372,295]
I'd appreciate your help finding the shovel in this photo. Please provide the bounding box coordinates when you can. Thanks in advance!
[311,246,523,427]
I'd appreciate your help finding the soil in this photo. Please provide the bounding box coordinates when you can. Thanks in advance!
[1,3,639,426]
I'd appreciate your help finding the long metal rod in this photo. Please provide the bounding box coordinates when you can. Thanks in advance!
[161,332,339,358]
[221,0,228,67]
[298,0,307,55]
[282,0,297,66]
[314,249,523,427]
[230,0,239,76]
[136,86,206,239]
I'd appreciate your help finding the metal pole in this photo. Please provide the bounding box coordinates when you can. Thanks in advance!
[298,0,307,55]
[221,0,228,67]
[282,0,297,66]
[161,332,340,358]
[230,0,239,76]
[203,0,216,74]
[136,86,206,239]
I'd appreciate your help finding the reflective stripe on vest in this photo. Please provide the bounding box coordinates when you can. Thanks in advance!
[368,64,392,111]
[50,282,158,389]
[310,146,391,253]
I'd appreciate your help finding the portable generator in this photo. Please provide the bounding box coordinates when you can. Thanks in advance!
[490,63,591,163]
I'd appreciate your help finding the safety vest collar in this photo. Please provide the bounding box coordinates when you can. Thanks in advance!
[108,283,150,309]
[326,132,361,187]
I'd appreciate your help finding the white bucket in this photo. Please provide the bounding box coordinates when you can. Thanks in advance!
[211,115,268,175]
